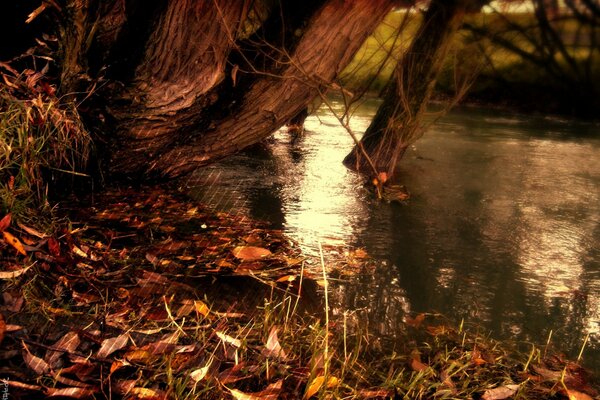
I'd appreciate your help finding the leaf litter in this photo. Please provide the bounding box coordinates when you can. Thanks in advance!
[0,186,598,399]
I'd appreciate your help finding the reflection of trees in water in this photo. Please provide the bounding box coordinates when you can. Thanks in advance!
[333,134,600,367]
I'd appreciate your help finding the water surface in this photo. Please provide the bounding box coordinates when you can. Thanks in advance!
[187,98,600,370]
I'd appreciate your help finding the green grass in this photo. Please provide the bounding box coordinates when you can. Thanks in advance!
[0,67,91,220]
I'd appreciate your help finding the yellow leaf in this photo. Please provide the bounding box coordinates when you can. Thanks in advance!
[303,376,339,399]
[3,231,26,255]
[566,389,594,400]
[194,300,210,318]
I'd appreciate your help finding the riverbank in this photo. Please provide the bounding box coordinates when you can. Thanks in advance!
[0,186,597,399]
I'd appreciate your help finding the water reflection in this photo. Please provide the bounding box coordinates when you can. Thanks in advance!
[187,98,600,370]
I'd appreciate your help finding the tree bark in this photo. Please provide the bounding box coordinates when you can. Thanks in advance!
[344,0,477,176]
[106,0,394,178]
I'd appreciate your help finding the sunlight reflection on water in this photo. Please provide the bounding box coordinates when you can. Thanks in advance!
[187,98,600,370]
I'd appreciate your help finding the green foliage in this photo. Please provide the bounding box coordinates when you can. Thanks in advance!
[0,66,91,219]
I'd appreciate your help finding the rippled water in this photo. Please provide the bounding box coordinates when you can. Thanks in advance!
[187,98,600,370]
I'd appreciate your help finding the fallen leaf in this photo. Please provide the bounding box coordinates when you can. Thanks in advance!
[232,246,272,261]
[22,342,51,375]
[0,313,5,345]
[0,263,34,280]
[189,358,213,383]
[0,214,10,232]
[96,334,129,358]
[404,313,425,328]
[46,387,97,398]
[565,389,594,400]
[358,388,394,399]
[276,275,296,283]
[194,300,210,318]
[410,357,429,372]
[127,387,166,399]
[47,237,60,256]
[6,380,42,392]
[262,327,287,360]
[303,376,339,399]
[216,331,241,347]
[228,380,282,400]
[3,231,26,255]
[3,291,24,311]
[482,384,519,400]
[45,331,80,368]
[18,222,47,238]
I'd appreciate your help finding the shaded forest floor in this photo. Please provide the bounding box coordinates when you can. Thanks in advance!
[0,187,598,399]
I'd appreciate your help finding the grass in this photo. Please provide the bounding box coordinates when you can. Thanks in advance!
[0,65,91,222]
[0,187,597,399]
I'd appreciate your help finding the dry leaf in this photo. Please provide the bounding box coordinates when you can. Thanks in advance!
[96,334,129,358]
[232,246,272,261]
[482,384,519,400]
[303,376,339,399]
[128,387,166,399]
[46,331,80,368]
[262,327,287,360]
[0,214,10,232]
[410,357,429,372]
[18,222,47,238]
[45,387,97,398]
[565,389,594,400]
[3,231,26,255]
[216,331,241,347]
[194,300,210,318]
[0,263,34,280]
[189,363,211,383]
[0,313,5,345]
[23,342,51,375]
[358,388,394,399]
[404,313,425,328]
[228,380,282,400]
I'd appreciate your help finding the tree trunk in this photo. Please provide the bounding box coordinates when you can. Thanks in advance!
[344,0,476,176]
[97,0,394,179]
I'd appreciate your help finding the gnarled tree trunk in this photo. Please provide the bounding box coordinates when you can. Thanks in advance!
[56,0,395,180]
[344,0,480,176]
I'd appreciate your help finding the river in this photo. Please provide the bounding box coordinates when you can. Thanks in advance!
[187,97,600,371]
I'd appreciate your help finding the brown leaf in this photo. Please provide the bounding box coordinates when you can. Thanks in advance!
[232,246,272,261]
[23,342,51,375]
[45,331,80,368]
[0,313,5,345]
[6,380,42,392]
[48,237,60,257]
[262,326,287,360]
[96,334,129,359]
[482,384,519,400]
[0,214,11,232]
[18,222,48,238]
[3,231,27,255]
[358,389,395,399]
[45,387,97,398]
[404,313,425,328]
[410,357,429,372]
